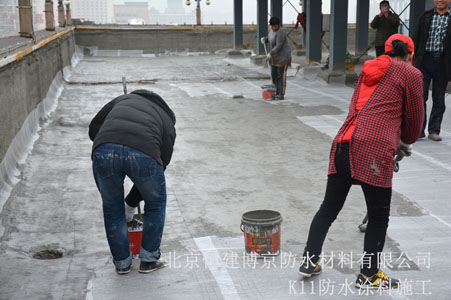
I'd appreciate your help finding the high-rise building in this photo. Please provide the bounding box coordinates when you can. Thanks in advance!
[0,0,20,37]
[114,2,149,24]
[71,0,114,24]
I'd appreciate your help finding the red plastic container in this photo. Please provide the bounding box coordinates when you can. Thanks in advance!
[128,224,143,255]
[262,84,276,100]
[262,89,276,100]
[241,210,282,256]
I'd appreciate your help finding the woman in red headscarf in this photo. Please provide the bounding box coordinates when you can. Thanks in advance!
[298,34,424,290]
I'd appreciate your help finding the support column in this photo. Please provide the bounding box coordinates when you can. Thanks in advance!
[329,0,348,71]
[65,2,72,26]
[306,0,322,63]
[256,0,268,55]
[355,0,369,55]
[302,0,307,46]
[58,0,65,27]
[409,0,426,38]
[44,0,55,31]
[18,0,33,37]
[270,0,283,25]
[233,0,243,49]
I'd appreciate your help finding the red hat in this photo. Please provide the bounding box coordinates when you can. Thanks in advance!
[385,33,414,53]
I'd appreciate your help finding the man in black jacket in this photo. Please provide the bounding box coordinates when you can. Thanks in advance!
[89,89,176,275]
[413,0,451,141]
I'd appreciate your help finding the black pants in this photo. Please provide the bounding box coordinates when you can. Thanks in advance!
[375,46,385,57]
[303,143,392,276]
[420,53,448,135]
[125,185,142,207]
[271,64,288,96]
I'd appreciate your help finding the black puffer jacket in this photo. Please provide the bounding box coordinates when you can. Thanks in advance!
[413,8,451,81]
[89,90,176,167]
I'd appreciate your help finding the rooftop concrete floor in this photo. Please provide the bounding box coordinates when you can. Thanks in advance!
[0,51,450,300]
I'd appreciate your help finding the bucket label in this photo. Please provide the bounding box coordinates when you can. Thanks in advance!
[242,223,281,256]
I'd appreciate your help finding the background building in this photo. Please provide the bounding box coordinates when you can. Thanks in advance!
[72,0,115,24]
[114,1,149,24]
[149,0,193,25]
[0,0,19,37]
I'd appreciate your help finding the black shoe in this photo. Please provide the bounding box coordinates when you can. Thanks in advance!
[275,94,284,100]
[138,260,167,274]
[355,270,399,290]
[298,258,322,278]
[115,265,131,275]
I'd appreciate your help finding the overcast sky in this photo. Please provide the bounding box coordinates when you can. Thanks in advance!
[113,0,413,24]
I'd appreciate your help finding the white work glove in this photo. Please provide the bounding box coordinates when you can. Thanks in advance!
[266,53,272,60]
[125,203,136,222]
[396,140,413,158]
[260,37,268,44]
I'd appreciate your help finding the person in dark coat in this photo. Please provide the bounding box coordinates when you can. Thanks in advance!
[298,34,424,290]
[413,0,451,141]
[371,1,400,57]
[89,89,176,275]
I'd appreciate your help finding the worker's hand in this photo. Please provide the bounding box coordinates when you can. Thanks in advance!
[260,37,268,44]
[266,53,271,60]
[396,140,413,158]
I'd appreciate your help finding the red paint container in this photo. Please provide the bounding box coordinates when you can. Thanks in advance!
[241,210,283,257]
[261,85,276,100]
[127,218,143,255]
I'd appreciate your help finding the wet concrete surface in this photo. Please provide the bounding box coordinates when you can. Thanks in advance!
[0,52,450,300]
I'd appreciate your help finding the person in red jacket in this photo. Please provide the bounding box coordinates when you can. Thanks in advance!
[298,34,424,290]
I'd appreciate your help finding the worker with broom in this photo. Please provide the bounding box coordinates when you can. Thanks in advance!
[261,16,291,100]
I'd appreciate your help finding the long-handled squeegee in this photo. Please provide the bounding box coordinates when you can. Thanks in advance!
[261,42,276,100]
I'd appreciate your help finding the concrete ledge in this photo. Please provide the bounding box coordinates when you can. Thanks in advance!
[250,55,266,66]
[318,68,358,86]
[225,49,252,57]
[293,49,306,56]
[296,64,324,80]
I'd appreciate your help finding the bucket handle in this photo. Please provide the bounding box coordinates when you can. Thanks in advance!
[240,223,245,232]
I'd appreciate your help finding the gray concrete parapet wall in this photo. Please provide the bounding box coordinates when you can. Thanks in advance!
[75,25,259,53]
[0,30,76,186]
[74,25,376,54]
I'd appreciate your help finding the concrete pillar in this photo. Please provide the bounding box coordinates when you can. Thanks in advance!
[270,0,283,25]
[306,0,322,63]
[58,0,65,27]
[65,3,72,26]
[44,0,55,31]
[196,0,201,25]
[302,0,307,46]
[330,0,348,71]
[256,0,268,55]
[355,0,369,55]
[409,0,426,38]
[233,0,243,48]
[18,0,33,37]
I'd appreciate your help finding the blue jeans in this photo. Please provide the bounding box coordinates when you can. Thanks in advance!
[92,143,166,269]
